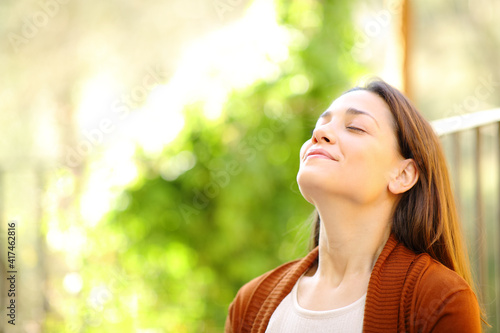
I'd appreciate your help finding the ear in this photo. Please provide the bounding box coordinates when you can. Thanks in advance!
[388,159,419,195]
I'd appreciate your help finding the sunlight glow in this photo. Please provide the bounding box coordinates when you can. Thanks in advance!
[77,73,120,130]
[289,74,311,95]
[133,0,290,153]
[46,229,64,251]
[75,0,290,227]
[80,155,138,227]
[63,272,83,295]
[160,151,197,181]
[102,141,139,188]
[124,91,186,155]
[46,226,87,254]
[80,178,112,227]
[88,285,113,311]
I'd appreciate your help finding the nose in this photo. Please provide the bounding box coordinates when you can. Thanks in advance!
[311,124,336,144]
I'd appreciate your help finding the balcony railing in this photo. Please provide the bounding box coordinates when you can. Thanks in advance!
[432,108,500,330]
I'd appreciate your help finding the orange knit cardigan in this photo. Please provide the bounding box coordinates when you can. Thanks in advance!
[225,234,481,332]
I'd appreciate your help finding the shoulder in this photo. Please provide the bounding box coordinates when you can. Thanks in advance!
[409,255,481,332]
[415,255,472,296]
[232,258,302,308]
[225,249,318,333]
[225,260,301,333]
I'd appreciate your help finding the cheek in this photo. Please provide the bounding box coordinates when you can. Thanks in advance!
[354,146,398,179]
[345,143,389,173]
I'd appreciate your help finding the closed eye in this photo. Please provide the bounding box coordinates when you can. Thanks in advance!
[346,126,365,133]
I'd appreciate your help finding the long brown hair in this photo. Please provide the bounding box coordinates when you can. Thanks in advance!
[309,79,476,298]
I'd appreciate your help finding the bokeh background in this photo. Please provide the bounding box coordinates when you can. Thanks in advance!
[1,0,499,332]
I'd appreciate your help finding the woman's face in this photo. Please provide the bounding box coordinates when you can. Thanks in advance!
[297,89,403,205]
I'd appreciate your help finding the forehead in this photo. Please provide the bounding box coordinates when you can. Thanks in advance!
[323,90,393,124]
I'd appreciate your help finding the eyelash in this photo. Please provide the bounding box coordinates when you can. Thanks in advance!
[346,126,365,133]
[310,126,365,136]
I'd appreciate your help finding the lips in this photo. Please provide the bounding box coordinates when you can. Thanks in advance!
[305,148,337,161]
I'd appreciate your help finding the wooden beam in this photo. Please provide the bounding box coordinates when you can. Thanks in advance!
[401,0,412,99]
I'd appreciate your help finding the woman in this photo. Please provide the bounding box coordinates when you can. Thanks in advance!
[225,80,482,332]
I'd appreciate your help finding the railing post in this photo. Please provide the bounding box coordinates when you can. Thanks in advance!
[452,132,461,204]
[475,127,486,304]
[497,121,500,328]
[432,109,500,328]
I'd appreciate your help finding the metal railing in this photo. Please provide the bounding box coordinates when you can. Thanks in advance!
[432,108,500,330]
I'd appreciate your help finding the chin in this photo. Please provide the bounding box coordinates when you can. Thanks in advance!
[297,168,329,204]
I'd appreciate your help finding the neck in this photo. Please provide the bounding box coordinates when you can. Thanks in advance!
[311,195,393,287]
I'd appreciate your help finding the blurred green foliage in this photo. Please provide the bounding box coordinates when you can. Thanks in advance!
[44,1,366,332]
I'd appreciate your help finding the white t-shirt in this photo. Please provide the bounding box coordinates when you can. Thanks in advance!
[265,276,366,333]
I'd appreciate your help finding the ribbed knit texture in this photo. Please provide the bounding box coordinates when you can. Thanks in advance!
[225,234,481,333]
[362,234,415,332]
[241,248,319,332]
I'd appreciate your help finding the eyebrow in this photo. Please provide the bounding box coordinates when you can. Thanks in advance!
[320,107,380,128]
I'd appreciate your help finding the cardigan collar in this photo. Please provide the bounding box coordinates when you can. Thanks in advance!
[251,233,418,332]
[362,234,417,332]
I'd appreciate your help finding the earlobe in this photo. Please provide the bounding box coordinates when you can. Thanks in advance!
[388,159,419,195]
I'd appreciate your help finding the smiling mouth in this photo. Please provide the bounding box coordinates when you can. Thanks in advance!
[304,149,337,161]
[306,153,331,160]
